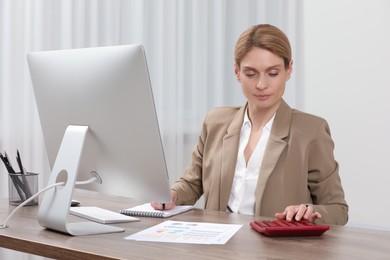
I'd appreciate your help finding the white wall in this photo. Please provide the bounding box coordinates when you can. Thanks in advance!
[301,0,390,230]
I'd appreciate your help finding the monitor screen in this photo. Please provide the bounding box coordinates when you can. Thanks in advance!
[27,44,171,204]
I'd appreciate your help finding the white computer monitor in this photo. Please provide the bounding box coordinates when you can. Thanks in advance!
[27,45,172,235]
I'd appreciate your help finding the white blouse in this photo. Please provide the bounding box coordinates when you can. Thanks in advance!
[227,109,275,215]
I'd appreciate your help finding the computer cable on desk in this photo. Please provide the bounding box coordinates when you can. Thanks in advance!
[0,174,101,229]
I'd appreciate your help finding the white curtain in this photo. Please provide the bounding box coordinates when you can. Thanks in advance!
[0,1,299,258]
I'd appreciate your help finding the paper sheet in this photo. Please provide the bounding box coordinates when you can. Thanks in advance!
[125,220,242,244]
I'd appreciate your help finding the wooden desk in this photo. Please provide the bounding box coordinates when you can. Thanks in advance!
[0,189,389,259]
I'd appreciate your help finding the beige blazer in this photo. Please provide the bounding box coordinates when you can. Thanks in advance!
[172,100,348,225]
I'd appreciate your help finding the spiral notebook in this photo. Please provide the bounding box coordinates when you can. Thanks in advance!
[120,203,194,218]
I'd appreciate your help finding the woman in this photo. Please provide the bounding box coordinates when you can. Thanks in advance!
[153,24,348,225]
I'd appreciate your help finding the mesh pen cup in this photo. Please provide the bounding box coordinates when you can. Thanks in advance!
[8,172,38,206]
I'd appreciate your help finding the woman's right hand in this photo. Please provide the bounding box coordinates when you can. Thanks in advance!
[151,190,177,211]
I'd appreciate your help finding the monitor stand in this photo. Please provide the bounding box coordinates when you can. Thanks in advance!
[37,125,124,236]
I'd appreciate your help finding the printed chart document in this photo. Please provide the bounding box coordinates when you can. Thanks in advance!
[125,220,242,244]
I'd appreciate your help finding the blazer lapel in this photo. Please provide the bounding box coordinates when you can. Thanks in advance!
[255,100,292,211]
[219,105,246,209]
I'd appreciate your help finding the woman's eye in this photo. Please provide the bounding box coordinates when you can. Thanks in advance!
[245,72,256,78]
[269,72,279,77]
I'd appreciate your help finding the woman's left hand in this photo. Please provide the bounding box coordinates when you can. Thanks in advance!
[275,204,322,223]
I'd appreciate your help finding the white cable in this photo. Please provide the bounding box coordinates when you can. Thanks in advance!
[0,182,65,229]
[74,176,98,186]
[0,174,100,229]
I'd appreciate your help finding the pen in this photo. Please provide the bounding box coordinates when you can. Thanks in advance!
[0,151,16,173]
[16,150,33,199]
[1,151,26,201]
[16,150,26,174]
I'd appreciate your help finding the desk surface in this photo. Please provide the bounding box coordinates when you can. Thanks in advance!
[1,189,389,260]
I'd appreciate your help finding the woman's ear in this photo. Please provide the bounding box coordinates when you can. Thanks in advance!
[286,59,293,80]
[234,64,241,81]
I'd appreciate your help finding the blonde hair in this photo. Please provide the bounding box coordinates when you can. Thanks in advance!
[234,24,292,69]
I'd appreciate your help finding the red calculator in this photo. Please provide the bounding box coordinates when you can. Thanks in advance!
[250,220,329,237]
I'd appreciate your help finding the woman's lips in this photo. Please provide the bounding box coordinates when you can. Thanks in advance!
[255,94,270,101]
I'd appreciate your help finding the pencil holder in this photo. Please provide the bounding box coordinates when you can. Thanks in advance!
[8,172,39,206]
